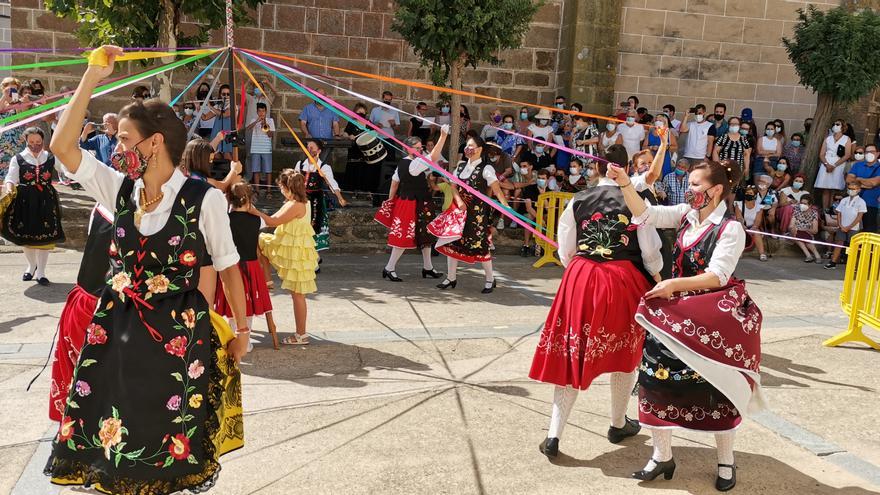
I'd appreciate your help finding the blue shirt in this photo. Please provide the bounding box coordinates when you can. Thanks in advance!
[849,160,880,207]
[81,134,117,165]
[299,103,339,139]
[211,116,233,153]
[496,130,522,156]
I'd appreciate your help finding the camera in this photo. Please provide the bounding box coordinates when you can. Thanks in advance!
[689,107,697,114]
[223,130,245,146]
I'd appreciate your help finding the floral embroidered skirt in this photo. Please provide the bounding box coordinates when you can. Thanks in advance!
[215,260,273,318]
[374,197,437,249]
[529,257,651,390]
[635,280,764,432]
[429,201,492,264]
[49,285,99,422]
[47,291,243,494]
[1,184,65,246]
[308,192,330,252]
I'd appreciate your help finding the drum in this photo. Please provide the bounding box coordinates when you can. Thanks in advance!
[356,131,388,164]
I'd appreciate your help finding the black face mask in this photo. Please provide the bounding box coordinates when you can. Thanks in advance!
[356,112,366,117]
[31,87,44,96]
[197,90,209,100]
[714,113,724,121]
[744,194,756,201]
[805,122,812,131]
[383,99,392,104]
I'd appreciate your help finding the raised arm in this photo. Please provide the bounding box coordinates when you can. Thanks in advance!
[250,201,305,228]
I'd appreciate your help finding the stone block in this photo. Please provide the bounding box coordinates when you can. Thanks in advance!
[276,6,306,32]
[345,11,363,37]
[679,79,718,98]
[664,12,705,40]
[533,1,562,24]
[776,64,801,85]
[11,8,33,29]
[535,50,557,71]
[647,0,686,12]
[391,65,426,82]
[637,76,680,96]
[371,0,396,13]
[463,69,490,85]
[738,62,778,84]
[619,52,661,77]
[350,78,381,100]
[641,36,682,56]
[259,4,275,29]
[315,0,370,10]
[269,31,310,56]
[349,37,367,59]
[725,0,768,19]
[716,82,757,100]
[522,25,560,50]
[659,55,700,79]
[614,75,638,93]
[771,101,814,120]
[382,14,403,40]
[305,7,318,33]
[514,71,551,87]
[719,42,761,62]
[499,88,540,104]
[618,34,643,53]
[698,59,739,82]
[12,0,40,8]
[12,29,53,50]
[760,45,790,65]
[702,15,744,43]
[490,71,513,86]
[53,33,81,51]
[236,27,264,50]
[623,8,666,37]
[498,48,532,69]
[764,0,802,21]
[793,86,817,105]
[362,13,384,38]
[366,39,402,62]
[732,101,773,120]
[682,40,720,59]
[622,0,647,7]
[318,9,345,35]
[742,19,784,46]
[755,84,794,103]
[686,0,726,15]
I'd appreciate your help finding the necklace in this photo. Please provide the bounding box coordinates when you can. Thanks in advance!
[134,188,164,228]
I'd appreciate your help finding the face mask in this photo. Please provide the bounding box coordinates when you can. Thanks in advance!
[184,108,194,116]
[674,168,686,176]
[463,147,477,158]
[777,163,787,172]
[535,146,545,154]
[714,113,724,121]
[855,153,865,161]
[493,115,502,123]
[791,140,801,148]
[383,99,393,105]
[729,125,740,134]
[625,117,635,124]
[775,126,782,133]
[539,119,549,126]
[197,90,208,100]
[570,168,580,176]
[799,204,809,212]
[848,189,860,197]
[792,181,803,190]
[695,114,705,123]
[537,178,547,188]
[585,168,595,178]
[654,121,665,128]
[502,123,513,130]
[490,155,499,163]
[555,103,564,109]
[27,144,42,155]
[606,123,616,131]
[31,87,43,96]
[740,129,750,136]
[765,129,775,137]
[518,166,529,175]
[568,175,580,185]
[357,112,367,118]
[745,193,756,201]
[805,122,812,131]
[684,187,712,210]
[832,124,842,133]
[867,153,877,162]
[441,106,450,113]
[520,112,528,120]
[110,137,152,180]
[758,184,768,190]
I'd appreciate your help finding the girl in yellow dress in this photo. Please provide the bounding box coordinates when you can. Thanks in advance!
[252,169,318,345]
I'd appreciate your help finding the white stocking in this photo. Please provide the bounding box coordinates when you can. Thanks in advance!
[643,429,673,471]
[385,247,406,272]
[482,259,494,282]
[446,257,458,281]
[421,246,433,271]
[22,247,37,275]
[609,370,638,428]
[547,385,579,439]
[34,249,49,279]
[715,431,736,479]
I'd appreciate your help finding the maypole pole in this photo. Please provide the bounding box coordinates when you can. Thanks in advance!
[226,0,239,162]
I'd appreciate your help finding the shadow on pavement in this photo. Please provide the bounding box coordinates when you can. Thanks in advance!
[0,314,55,334]
[760,352,875,392]
[23,282,75,304]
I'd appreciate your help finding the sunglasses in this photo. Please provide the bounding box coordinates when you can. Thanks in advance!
[221,93,231,97]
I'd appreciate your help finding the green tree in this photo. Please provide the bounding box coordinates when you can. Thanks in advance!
[45,0,264,100]
[393,0,541,161]
[783,5,880,185]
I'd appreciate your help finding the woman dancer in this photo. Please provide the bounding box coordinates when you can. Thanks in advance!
[375,125,449,281]
[608,157,764,492]
[529,144,660,458]
[46,46,249,494]
[293,139,347,258]
[2,127,65,285]
[430,136,510,293]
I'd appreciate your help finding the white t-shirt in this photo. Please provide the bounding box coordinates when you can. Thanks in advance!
[760,136,779,154]
[836,195,868,231]
[683,120,713,159]
[616,123,646,159]
[528,123,553,140]
[779,186,808,204]
[601,131,620,151]
[736,200,762,228]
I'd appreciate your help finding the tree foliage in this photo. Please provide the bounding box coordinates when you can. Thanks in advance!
[783,5,880,104]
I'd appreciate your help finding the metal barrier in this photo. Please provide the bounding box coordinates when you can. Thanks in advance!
[824,232,880,350]
[533,192,574,268]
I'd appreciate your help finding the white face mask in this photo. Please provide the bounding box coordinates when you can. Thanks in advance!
[792,181,804,190]
[606,123,616,131]
[695,114,705,123]
[832,124,842,133]
[184,108,194,116]
[585,168,595,178]
[625,117,636,124]
[765,129,775,137]
[729,125,741,134]
[867,153,877,162]
[855,153,865,161]
[848,189,860,197]
[654,121,665,128]
[799,204,809,212]
[535,146,545,154]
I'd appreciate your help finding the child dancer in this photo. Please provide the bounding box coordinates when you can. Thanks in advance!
[253,170,318,345]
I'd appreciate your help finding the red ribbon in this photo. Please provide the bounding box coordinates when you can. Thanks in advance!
[121,286,163,343]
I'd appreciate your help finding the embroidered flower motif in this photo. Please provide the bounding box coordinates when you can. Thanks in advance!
[179,250,198,267]
[744,358,752,368]
[146,274,170,294]
[671,323,682,333]
[657,410,667,419]
[626,223,638,231]
[684,412,694,421]
[168,433,191,460]
[41,171,52,181]
[619,234,629,246]
[116,227,126,238]
[86,323,108,345]
[181,309,197,329]
[108,240,118,257]
[617,214,629,225]
[655,368,669,380]
[725,348,734,358]
[164,336,188,358]
[111,272,131,294]
[711,410,722,420]
[75,380,91,397]
[187,360,204,379]
[189,393,203,409]
[166,395,181,411]
[57,416,76,442]
[590,212,604,221]
[98,417,124,460]
[700,335,710,344]
[168,235,181,246]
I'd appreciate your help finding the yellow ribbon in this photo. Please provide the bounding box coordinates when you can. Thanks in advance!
[86,47,219,67]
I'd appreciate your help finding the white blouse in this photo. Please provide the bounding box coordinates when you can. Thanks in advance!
[632,200,746,285]
[4,149,52,185]
[293,159,341,192]
[391,156,430,182]
[62,151,240,272]
[455,158,497,185]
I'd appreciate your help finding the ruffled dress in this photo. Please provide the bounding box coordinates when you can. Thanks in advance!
[259,202,318,294]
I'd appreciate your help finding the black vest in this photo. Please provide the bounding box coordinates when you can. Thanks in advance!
[229,211,261,262]
[396,158,431,201]
[78,207,115,295]
[572,185,648,272]
[671,214,735,278]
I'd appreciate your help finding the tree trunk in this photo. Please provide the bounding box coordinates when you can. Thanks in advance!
[802,92,834,192]
[156,0,178,102]
[446,57,465,167]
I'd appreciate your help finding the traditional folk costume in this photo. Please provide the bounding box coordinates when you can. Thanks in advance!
[1,149,65,283]
[529,178,659,455]
[293,158,340,252]
[47,153,244,494]
[216,211,273,322]
[259,201,318,295]
[632,200,764,489]
[48,205,113,422]
[374,156,441,281]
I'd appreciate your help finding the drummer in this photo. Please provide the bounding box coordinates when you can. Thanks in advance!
[342,103,371,191]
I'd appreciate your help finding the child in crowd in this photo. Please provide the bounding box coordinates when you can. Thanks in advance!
[825,183,867,269]
[820,191,845,259]
[521,169,552,256]
[254,170,318,345]
[788,193,822,263]
[735,184,768,261]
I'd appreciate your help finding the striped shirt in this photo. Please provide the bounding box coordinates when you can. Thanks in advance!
[250,117,275,154]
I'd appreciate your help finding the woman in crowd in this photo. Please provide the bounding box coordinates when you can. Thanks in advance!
[789,193,822,263]
[735,184,768,261]
[643,113,677,177]
[816,119,851,210]
[768,156,792,191]
[782,132,804,174]
[757,121,782,178]
[1,77,27,180]
[496,114,524,162]
[599,116,623,156]
[528,109,555,153]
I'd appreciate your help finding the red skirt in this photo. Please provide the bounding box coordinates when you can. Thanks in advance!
[215,259,273,318]
[374,197,436,249]
[49,285,98,421]
[429,204,492,264]
[635,279,764,432]
[529,256,652,390]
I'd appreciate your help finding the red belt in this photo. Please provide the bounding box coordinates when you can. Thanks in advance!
[122,286,163,342]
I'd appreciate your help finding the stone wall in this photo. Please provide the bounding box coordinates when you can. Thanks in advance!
[0,1,10,77]
[614,0,841,134]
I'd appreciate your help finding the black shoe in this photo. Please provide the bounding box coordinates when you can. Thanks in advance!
[481,280,497,294]
[437,279,457,289]
[382,269,403,282]
[519,245,529,257]
[824,261,837,270]
[607,417,641,444]
[22,272,33,282]
[37,277,50,286]
[716,463,737,492]
[538,437,559,459]
[632,458,676,481]
[422,268,443,279]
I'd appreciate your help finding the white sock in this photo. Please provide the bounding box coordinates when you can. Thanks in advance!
[22,248,37,275]
[385,247,405,272]
[446,257,458,282]
[482,259,494,283]
[715,431,736,479]
[609,370,638,429]
[421,246,433,271]
[34,249,49,279]
[643,429,673,471]
[547,385,579,439]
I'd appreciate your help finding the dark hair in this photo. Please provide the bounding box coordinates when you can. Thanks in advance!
[306,138,324,152]
[691,159,742,197]
[354,102,367,113]
[628,95,640,105]
[636,106,647,114]
[28,78,43,88]
[502,113,515,123]
[227,181,254,209]
[714,102,727,111]
[119,99,188,166]
[460,104,470,120]
[22,126,45,141]
[519,157,534,167]
[663,104,676,113]
[277,169,307,203]
[132,85,150,99]
[382,90,393,98]
[571,103,583,112]
[537,169,550,178]
[417,101,427,107]
[800,193,813,205]
[765,121,775,130]
[219,84,231,93]
[256,102,267,111]
[555,95,566,101]
[791,132,804,142]
[728,116,741,126]
[695,104,706,112]
[604,144,628,176]
[180,138,214,177]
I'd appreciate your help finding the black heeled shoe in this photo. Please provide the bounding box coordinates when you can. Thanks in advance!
[437,279,457,289]
[382,269,403,282]
[422,268,443,279]
[607,417,641,444]
[538,437,559,459]
[22,272,33,282]
[481,280,497,294]
[632,458,676,481]
[716,463,736,492]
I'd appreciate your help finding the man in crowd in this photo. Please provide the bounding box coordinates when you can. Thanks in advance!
[847,143,880,232]
[370,91,400,133]
[679,104,715,161]
[616,109,645,161]
[299,87,339,140]
[79,113,118,166]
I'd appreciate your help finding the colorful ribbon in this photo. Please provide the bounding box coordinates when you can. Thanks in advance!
[169,50,227,106]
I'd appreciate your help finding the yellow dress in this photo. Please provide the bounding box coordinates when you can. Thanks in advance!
[259,201,318,294]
